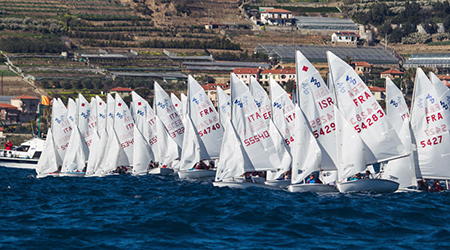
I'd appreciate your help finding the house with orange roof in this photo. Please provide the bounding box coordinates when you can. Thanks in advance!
[352,62,372,75]
[369,86,386,101]
[201,83,229,107]
[109,87,133,98]
[232,68,262,85]
[259,67,296,86]
[331,31,359,47]
[0,103,20,123]
[380,69,404,79]
[260,9,293,26]
[10,95,39,122]
[438,75,450,87]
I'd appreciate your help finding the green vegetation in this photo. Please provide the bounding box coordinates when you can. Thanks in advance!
[244,5,339,13]
[0,37,66,53]
[140,36,241,50]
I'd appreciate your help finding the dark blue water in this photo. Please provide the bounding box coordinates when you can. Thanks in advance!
[1,167,449,249]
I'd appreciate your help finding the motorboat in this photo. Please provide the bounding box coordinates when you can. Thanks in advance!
[0,138,45,169]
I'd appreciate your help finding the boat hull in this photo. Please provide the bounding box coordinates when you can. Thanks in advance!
[264,179,291,189]
[59,172,85,177]
[0,157,38,169]
[178,169,216,179]
[148,167,174,175]
[213,181,281,190]
[337,179,399,193]
[287,183,338,193]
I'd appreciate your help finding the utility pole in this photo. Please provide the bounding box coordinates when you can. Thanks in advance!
[1,72,3,95]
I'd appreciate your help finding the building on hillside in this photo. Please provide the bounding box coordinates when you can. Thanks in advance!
[438,75,450,87]
[232,68,262,85]
[0,96,15,104]
[404,53,450,74]
[10,95,39,122]
[331,32,359,47]
[260,9,293,26]
[0,103,19,123]
[109,87,133,98]
[0,127,5,138]
[352,62,372,75]
[259,68,296,86]
[201,83,228,107]
[369,86,386,102]
[380,69,404,79]
[295,17,358,32]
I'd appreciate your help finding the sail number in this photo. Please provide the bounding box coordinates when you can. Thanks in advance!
[198,123,221,137]
[244,131,270,147]
[353,110,384,133]
[420,136,443,148]
[313,123,336,138]
[170,127,184,139]
[285,136,294,145]
[424,124,447,136]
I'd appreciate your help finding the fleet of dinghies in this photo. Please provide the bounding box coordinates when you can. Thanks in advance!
[33,50,450,193]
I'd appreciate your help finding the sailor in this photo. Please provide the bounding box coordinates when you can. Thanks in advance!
[430,180,442,192]
[194,160,209,170]
[4,140,12,151]
[307,173,322,184]
[417,179,429,192]
[363,170,372,179]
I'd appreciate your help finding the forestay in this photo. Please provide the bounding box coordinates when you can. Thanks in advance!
[297,51,336,170]
[410,68,450,179]
[327,51,406,164]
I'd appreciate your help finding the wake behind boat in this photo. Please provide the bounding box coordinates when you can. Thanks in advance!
[0,138,45,169]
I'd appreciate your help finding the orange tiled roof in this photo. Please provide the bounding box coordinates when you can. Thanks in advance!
[353,61,371,67]
[381,69,404,75]
[11,95,39,100]
[232,68,260,74]
[0,103,18,109]
[260,68,296,74]
[110,87,133,92]
[201,83,227,91]
[369,86,386,92]
[335,32,359,37]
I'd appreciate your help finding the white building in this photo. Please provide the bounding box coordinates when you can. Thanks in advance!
[331,31,359,46]
[260,9,293,26]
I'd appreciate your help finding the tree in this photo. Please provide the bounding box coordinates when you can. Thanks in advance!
[344,56,352,65]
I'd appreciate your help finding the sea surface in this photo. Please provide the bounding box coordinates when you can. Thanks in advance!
[0,167,449,250]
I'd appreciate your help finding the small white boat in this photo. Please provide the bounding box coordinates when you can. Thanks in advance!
[178,169,216,179]
[337,179,399,193]
[264,179,291,189]
[59,171,85,177]
[287,183,338,193]
[148,167,174,175]
[0,138,45,169]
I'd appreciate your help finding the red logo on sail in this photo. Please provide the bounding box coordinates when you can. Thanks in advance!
[302,66,308,72]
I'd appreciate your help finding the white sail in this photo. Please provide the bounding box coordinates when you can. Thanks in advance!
[217,86,231,125]
[155,115,178,166]
[181,93,188,116]
[230,73,277,172]
[36,127,59,176]
[132,125,152,175]
[62,124,88,173]
[335,106,366,182]
[215,120,248,181]
[327,51,406,164]
[178,115,203,170]
[291,106,322,184]
[106,94,115,133]
[154,81,184,147]
[67,98,77,127]
[131,92,157,161]
[430,71,450,126]
[77,94,96,158]
[187,75,223,158]
[114,93,134,166]
[410,68,450,179]
[386,77,410,134]
[171,93,183,117]
[383,118,416,188]
[297,51,337,170]
[51,98,72,165]
[96,96,107,134]
[249,76,291,179]
[100,128,128,174]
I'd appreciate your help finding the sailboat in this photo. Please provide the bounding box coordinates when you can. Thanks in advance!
[177,76,223,179]
[36,127,60,178]
[213,74,280,189]
[327,51,405,193]
[410,68,450,181]
[382,77,417,189]
[217,86,231,125]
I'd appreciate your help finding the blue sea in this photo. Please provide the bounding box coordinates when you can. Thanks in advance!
[1,167,449,249]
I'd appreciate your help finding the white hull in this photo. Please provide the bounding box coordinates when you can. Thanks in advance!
[59,172,85,177]
[0,157,38,169]
[287,183,338,193]
[178,169,216,179]
[36,172,60,178]
[264,179,291,189]
[148,167,174,175]
[213,181,281,190]
[337,179,399,193]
